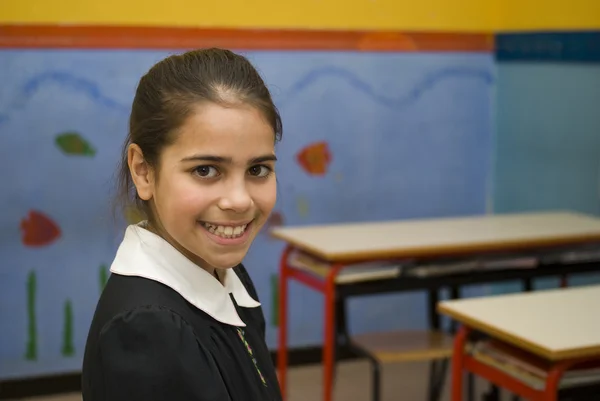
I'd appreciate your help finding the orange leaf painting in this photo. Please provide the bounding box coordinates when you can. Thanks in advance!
[296,141,332,176]
[20,210,61,247]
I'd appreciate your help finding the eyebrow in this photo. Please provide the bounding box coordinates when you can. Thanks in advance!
[180,154,277,164]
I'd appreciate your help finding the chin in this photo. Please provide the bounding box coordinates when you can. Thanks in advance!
[212,260,244,270]
[206,254,246,270]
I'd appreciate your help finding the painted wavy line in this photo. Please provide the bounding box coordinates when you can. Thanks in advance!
[0,70,128,127]
[276,65,494,109]
[0,64,494,128]
[19,71,127,110]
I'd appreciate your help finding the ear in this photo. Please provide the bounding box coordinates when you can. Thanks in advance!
[127,144,155,201]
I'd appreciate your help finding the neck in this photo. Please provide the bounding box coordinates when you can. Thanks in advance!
[145,220,218,278]
[213,269,223,284]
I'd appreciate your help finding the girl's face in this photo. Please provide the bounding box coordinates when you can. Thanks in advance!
[129,102,277,273]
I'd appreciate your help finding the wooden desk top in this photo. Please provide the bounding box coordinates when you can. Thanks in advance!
[438,285,600,360]
[270,211,600,262]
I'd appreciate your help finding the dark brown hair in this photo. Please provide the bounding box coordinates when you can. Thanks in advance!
[114,48,283,223]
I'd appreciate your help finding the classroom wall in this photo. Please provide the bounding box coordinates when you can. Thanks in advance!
[493,67,600,215]
[0,48,495,380]
[2,0,499,31]
[491,32,600,294]
[500,0,600,31]
[4,0,600,31]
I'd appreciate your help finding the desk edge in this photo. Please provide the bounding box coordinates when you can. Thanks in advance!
[437,303,600,361]
[270,232,600,263]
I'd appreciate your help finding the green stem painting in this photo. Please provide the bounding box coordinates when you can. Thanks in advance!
[270,273,279,327]
[62,299,75,357]
[25,270,37,361]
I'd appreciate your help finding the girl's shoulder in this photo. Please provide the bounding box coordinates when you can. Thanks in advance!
[94,274,215,338]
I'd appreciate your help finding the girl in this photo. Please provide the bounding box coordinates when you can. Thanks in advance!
[82,48,283,401]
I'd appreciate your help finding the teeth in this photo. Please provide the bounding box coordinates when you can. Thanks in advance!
[202,222,248,239]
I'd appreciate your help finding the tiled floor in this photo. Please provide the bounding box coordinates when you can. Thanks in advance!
[7,360,504,401]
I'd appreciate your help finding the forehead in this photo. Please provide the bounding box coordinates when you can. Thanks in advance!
[166,103,275,158]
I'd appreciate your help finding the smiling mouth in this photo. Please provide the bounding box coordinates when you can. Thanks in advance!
[200,221,252,239]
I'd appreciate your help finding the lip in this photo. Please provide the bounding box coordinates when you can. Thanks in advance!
[199,220,253,246]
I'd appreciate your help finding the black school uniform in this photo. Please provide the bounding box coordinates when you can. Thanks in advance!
[81,223,282,401]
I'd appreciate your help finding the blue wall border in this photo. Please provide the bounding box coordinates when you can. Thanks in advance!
[496,31,600,63]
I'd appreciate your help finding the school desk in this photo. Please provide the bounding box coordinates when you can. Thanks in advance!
[438,284,600,401]
[271,211,600,401]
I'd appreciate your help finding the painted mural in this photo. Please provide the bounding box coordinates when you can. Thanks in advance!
[0,50,494,379]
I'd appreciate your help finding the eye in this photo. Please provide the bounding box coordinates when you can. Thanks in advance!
[248,165,272,178]
[193,165,220,178]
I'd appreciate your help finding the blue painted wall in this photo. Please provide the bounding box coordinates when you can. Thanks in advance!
[493,63,600,216]
[491,37,600,294]
[0,50,494,379]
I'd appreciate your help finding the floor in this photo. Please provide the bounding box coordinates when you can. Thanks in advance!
[7,360,509,401]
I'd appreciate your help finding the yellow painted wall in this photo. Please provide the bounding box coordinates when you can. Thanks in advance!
[2,0,498,31]
[2,0,599,31]
[500,0,600,31]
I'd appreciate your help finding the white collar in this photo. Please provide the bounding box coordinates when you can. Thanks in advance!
[109,222,260,327]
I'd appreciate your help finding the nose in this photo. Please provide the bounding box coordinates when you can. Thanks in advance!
[217,180,252,213]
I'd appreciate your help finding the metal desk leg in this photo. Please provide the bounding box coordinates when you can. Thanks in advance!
[523,278,533,292]
[542,361,574,401]
[277,246,292,399]
[337,289,383,401]
[468,373,475,401]
[429,359,449,401]
[333,296,348,386]
[334,295,382,401]
[449,287,472,401]
[504,278,533,401]
[323,264,343,401]
[371,360,381,401]
[427,289,448,401]
[482,386,499,401]
[348,341,382,401]
[451,326,470,401]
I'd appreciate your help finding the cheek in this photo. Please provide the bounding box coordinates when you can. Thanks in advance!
[179,186,215,214]
[156,178,212,217]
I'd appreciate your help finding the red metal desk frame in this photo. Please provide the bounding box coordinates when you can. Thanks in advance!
[276,243,577,401]
[277,245,345,401]
[450,325,600,401]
